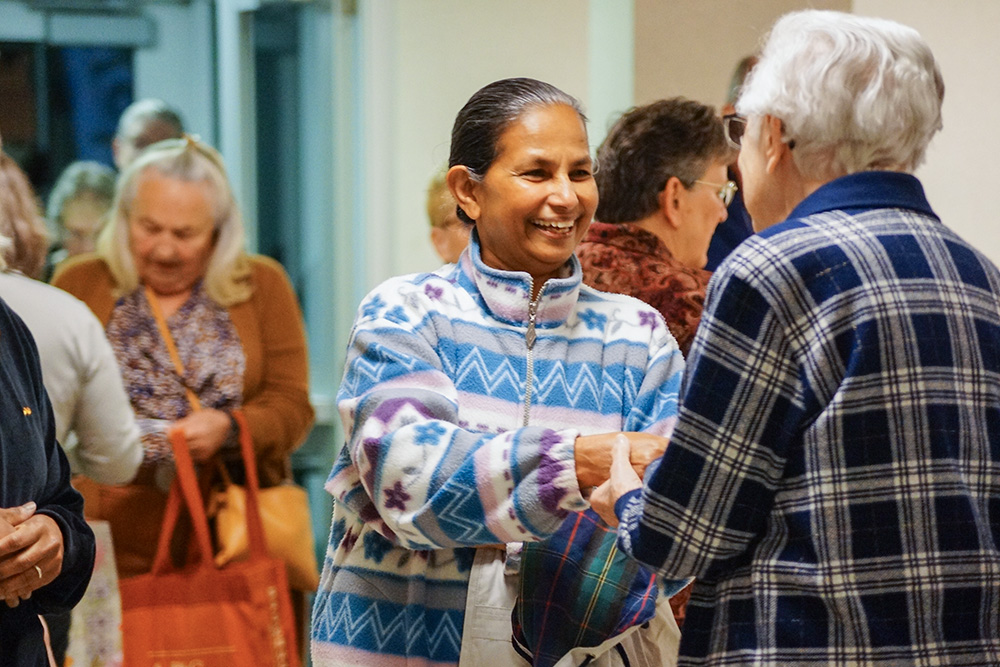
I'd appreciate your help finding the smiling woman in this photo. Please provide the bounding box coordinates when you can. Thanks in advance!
[311,78,686,667]
[448,102,597,294]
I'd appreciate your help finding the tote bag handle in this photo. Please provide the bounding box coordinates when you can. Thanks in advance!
[151,429,216,574]
[152,414,267,574]
[145,283,268,569]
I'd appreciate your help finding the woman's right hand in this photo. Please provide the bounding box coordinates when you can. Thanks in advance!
[170,409,233,462]
[574,431,668,490]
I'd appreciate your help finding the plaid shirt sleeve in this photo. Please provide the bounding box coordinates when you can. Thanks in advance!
[618,245,805,577]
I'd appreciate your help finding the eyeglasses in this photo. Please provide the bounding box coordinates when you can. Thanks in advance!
[722,114,747,150]
[693,179,738,207]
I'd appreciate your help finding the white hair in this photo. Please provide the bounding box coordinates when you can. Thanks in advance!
[46,160,115,241]
[115,98,184,143]
[737,10,944,181]
[97,136,252,306]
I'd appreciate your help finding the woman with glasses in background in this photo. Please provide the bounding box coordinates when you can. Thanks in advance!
[576,97,736,356]
[45,161,117,265]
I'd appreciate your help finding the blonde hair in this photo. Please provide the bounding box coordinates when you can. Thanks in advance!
[47,160,115,231]
[0,153,48,278]
[97,136,252,306]
[0,234,10,271]
[425,168,456,229]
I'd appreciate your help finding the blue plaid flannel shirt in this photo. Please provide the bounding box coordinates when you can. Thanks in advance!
[616,171,1000,665]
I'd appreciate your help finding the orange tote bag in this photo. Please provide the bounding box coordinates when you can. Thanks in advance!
[119,413,301,667]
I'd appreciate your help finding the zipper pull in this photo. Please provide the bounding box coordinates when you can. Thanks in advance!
[526,298,538,350]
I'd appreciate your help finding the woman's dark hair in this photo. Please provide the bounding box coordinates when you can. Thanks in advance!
[595,97,732,224]
[448,77,586,223]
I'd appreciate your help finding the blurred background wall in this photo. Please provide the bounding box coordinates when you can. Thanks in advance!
[855,0,1000,271]
[371,0,996,280]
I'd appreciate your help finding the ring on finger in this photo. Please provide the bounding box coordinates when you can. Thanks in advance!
[34,565,42,580]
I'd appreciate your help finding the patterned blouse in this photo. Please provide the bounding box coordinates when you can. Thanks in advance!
[105,284,245,463]
[576,221,711,355]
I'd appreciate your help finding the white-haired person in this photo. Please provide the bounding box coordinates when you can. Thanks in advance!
[45,160,117,269]
[52,137,314,589]
[112,98,184,171]
[592,9,1000,665]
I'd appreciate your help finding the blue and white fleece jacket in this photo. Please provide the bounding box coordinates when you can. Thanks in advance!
[311,233,685,666]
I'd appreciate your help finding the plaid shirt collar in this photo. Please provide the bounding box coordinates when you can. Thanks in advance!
[783,170,938,224]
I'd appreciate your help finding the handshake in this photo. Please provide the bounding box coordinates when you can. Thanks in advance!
[575,432,666,527]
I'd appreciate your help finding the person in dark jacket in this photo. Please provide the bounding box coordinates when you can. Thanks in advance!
[0,257,95,664]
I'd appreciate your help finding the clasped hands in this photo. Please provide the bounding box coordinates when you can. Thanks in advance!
[169,407,233,462]
[575,432,661,527]
[0,502,64,608]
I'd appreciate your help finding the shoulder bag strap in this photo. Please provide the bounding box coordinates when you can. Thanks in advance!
[146,286,216,573]
[145,285,201,413]
[230,410,268,559]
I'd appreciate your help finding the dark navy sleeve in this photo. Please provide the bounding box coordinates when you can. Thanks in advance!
[0,297,95,615]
